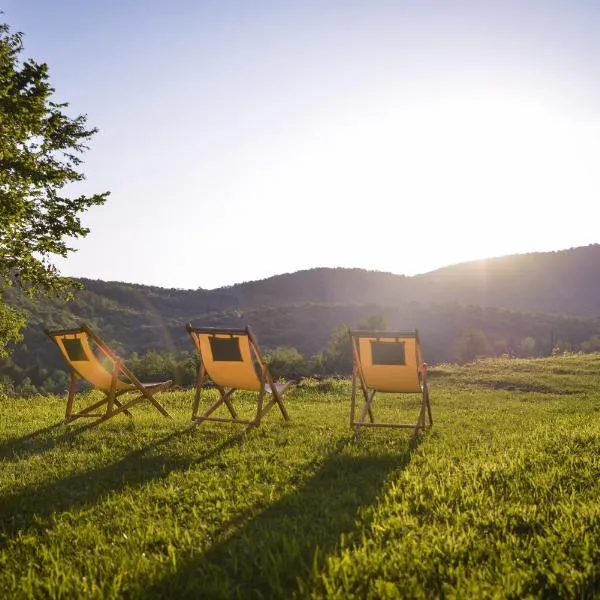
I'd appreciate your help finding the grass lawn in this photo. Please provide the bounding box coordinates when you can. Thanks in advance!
[1,354,600,598]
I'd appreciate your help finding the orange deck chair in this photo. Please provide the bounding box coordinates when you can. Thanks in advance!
[186,324,291,431]
[44,324,172,425]
[348,329,432,435]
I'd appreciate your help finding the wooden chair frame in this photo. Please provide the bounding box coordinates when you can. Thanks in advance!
[45,324,172,426]
[186,324,291,431]
[349,329,433,436]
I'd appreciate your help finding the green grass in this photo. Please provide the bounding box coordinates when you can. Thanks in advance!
[1,354,600,598]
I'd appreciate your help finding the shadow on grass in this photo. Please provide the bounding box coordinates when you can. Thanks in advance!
[0,427,242,545]
[0,420,71,462]
[140,435,420,599]
[0,408,181,463]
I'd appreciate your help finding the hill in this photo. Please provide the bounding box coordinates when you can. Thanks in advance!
[2,244,600,392]
[413,243,600,316]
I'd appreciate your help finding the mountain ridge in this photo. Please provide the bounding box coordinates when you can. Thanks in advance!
[2,244,600,392]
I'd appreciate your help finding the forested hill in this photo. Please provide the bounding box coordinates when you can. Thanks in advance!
[2,244,600,392]
[413,243,600,317]
[78,243,600,315]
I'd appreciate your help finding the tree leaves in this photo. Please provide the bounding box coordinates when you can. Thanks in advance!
[0,20,109,354]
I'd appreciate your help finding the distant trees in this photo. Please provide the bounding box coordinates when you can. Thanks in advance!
[321,326,353,374]
[319,313,388,375]
[0,304,25,359]
[581,334,600,353]
[126,351,198,388]
[266,347,308,380]
[0,21,108,356]
[453,328,492,363]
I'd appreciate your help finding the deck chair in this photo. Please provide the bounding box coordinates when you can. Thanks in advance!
[348,329,432,436]
[44,324,172,425]
[186,324,291,431]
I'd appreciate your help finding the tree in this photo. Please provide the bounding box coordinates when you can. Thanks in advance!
[0,303,25,358]
[323,326,353,374]
[0,21,109,355]
[266,346,308,380]
[581,334,600,353]
[357,313,387,331]
[517,336,537,357]
[453,328,492,363]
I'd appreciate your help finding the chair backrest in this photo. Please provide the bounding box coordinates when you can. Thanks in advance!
[349,329,424,393]
[186,325,263,391]
[45,325,134,392]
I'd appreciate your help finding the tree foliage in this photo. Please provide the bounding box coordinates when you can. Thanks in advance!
[453,328,493,363]
[0,21,108,355]
[0,302,24,358]
[266,346,308,380]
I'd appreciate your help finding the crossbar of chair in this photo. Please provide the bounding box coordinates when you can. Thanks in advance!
[194,416,253,425]
[348,329,419,339]
[352,422,428,429]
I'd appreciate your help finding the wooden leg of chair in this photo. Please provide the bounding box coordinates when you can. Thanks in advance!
[253,388,265,427]
[146,394,171,418]
[359,390,376,424]
[222,389,238,419]
[113,397,134,419]
[272,388,290,421]
[91,396,146,427]
[350,372,357,428]
[192,365,205,421]
[368,390,376,423]
[139,382,172,418]
[107,373,117,416]
[195,397,226,423]
[425,386,433,426]
[65,371,78,422]
[257,397,278,422]
[68,396,109,421]
[415,396,427,435]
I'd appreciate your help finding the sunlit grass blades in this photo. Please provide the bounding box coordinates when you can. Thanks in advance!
[44,323,172,425]
[186,324,291,431]
[348,328,433,436]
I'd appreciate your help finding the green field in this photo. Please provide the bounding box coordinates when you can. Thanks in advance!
[1,354,600,599]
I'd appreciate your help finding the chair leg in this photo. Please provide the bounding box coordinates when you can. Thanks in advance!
[350,372,357,429]
[425,386,433,426]
[359,390,376,424]
[414,392,428,435]
[67,396,109,421]
[92,397,146,427]
[107,373,117,416]
[194,398,225,423]
[269,383,290,421]
[221,389,238,419]
[253,388,266,427]
[191,365,205,421]
[65,371,78,422]
[133,381,171,418]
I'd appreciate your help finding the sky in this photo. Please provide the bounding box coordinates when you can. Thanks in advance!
[3,0,600,290]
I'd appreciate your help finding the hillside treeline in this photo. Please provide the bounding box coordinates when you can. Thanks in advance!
[3,244,600,395]
[2,299,599,396]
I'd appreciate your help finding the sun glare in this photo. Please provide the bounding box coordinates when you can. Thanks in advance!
[300,89,599,275]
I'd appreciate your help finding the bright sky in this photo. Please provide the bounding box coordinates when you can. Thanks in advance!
[4,1,600,289]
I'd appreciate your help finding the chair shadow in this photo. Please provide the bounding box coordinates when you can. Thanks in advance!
[0,420,70,462]
[140,435,420,599]
[0,428,243,546]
